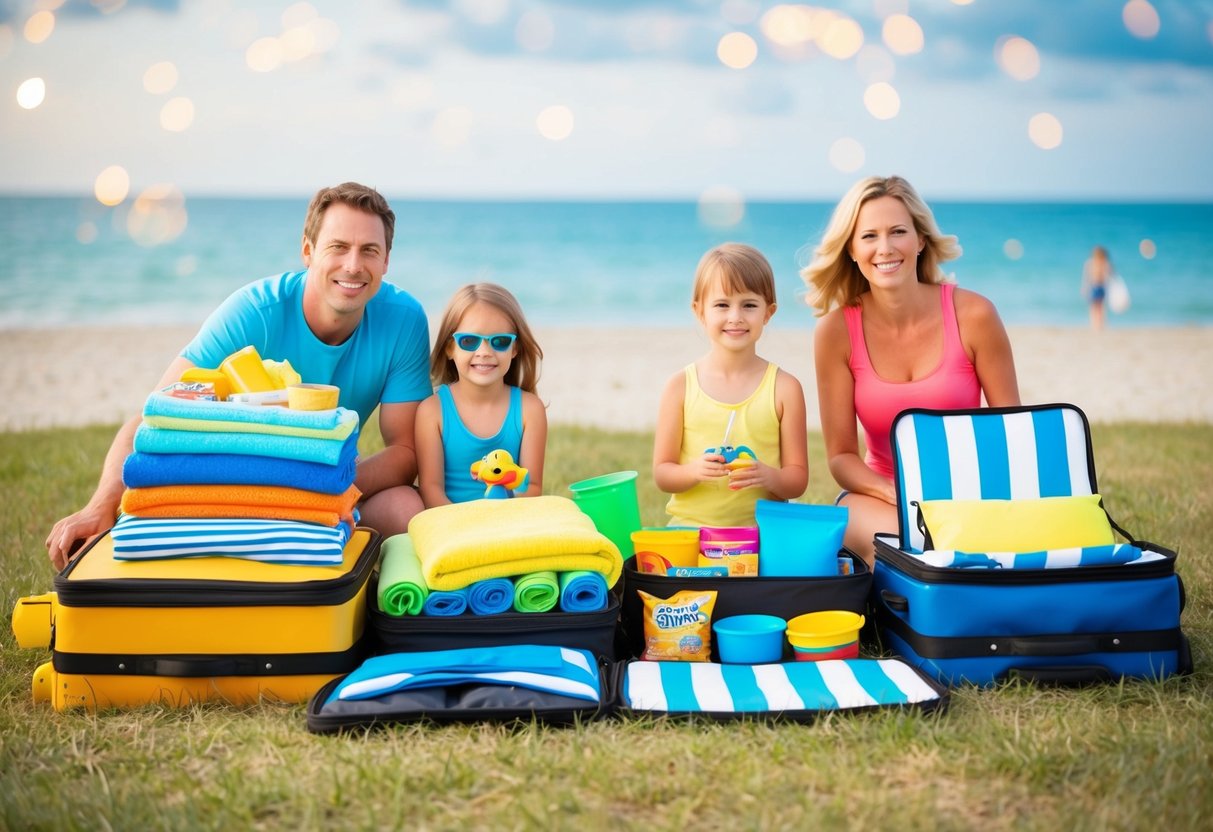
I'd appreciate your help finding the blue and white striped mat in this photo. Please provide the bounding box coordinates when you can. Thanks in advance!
[912,543,1164,570]
[624,659,941,713]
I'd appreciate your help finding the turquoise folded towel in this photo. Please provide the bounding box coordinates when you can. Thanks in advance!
[467,578,514,615]
[144,392,356,431]
[378,535,429,616]
[423,589,469,616]
[134,423,353,466]
[558,571,609,613]
[513,571,559,613]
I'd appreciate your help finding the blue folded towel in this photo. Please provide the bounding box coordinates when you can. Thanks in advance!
[122,442,358,495]
[913,543,1158,570]
[466,577,514,615]
[558,571,609,613]
[110,515,352,565]
[423,589,469,616]
[134,424,356,466]
[145,392,357,431]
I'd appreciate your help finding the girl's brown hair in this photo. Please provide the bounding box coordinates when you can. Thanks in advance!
[429,283,543,393]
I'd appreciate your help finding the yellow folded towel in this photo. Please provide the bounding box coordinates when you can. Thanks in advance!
[408,495,623,591]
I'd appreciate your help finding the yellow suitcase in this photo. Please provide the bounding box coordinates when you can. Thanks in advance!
[12,527,381,711]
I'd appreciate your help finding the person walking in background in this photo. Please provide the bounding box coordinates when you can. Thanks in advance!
[801,175,1020,568]
[1081,245,1114,332]
[653,243,809,528]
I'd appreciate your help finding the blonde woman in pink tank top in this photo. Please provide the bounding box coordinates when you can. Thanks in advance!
[800,176,1020,568]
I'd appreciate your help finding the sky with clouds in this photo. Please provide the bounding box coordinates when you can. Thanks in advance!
[2,0,1212,201]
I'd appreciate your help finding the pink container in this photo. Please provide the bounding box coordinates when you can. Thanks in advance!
[698,526,759,577]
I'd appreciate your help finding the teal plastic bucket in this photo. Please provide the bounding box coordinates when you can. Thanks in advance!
[569,471,642,557]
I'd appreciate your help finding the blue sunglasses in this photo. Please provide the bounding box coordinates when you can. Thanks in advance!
[452,332,517,352]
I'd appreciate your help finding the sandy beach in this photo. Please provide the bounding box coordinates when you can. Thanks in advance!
[2,324,1211,433]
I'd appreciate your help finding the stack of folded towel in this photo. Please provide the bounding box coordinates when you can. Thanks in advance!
[114,393,362,565]
[376,497,621,617]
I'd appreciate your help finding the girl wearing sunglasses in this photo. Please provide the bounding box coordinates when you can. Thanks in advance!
[415,283,547,507]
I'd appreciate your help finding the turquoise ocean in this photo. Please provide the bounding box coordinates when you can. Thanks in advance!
[2,196,1210,331]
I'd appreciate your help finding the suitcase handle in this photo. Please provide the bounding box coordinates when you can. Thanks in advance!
[879,590,909,614]
[144,657,239,676]
[1008,636,1101,656]
[1003,665,1113,685]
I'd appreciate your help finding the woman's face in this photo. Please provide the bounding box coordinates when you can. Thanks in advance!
[849,196,924,290]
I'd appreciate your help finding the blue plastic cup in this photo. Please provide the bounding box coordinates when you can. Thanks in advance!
[713,614,787,664]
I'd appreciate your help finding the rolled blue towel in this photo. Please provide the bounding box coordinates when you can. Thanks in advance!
[423,589,469,616]
[467,577,514,615]
[558,571,609,613]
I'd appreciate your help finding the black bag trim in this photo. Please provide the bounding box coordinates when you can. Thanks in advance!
[53,642,364,677]
[875,601,1184,660]
[54,528,382,608]
[873,534,1178,585]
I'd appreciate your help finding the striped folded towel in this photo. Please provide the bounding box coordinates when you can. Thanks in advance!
[912,543,1162,570]
[624,659,941,713]
[110,515,352,565]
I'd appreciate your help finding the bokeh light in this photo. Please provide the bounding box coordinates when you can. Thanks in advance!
[863,82,900,120]
[828,137,865,173]
[143,61,178,95]
[75,221,98,244]
[996,36,1040,81]
[1139,239,1157,259]
[94,165,131,207]
[856,45,895,83]
[1123,0,1160,39]
[1028,112,1063,149]
[760,4,815,48]
[882,14,923,56]
[1003,239,1024,260]
[698,186,746,229]
[536,105,574,141]
[282,2,317,29]
[246,37,284,72]
[717,32,758,69]
[280,25,317,62]
[16,77,46,109]
[455,0,509,26]
[127,183,188,247]
[819,15,863,60]
[951,0,975,5]
[24,10,55,43]
[515,10,554,52]
[160,97,195,132]
[432,107,475,149]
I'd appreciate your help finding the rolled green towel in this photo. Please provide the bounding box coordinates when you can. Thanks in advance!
[378,534,429,616]
[512,570,559,613]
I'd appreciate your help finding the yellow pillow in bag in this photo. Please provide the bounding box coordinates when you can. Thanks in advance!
[916,494,1115,552]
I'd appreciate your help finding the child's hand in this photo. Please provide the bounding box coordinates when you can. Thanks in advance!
[726,457,770,491]
[691,452,729,483]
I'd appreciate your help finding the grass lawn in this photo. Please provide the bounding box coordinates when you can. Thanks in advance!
[1,422,1211,831]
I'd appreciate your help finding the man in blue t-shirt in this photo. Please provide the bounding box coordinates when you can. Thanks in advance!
[47,182,432,569]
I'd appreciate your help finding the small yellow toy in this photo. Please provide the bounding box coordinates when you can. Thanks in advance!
[470,449,530,499]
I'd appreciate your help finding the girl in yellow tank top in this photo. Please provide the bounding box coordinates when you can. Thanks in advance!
[652,244,809,528]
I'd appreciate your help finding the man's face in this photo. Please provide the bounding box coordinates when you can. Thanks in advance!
[301,202,389,321]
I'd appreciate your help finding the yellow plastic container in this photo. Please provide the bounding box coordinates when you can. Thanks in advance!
[179,367,232,401]
[219,345,277,393]
[786,610,865,661]
[630,528,699,574]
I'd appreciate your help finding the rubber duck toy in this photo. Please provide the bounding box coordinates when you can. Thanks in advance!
[470,449,530,499]
[704,443,758,470]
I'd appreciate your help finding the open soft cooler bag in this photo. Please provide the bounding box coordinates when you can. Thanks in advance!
[306,645,945,732]
[872,404,1190,687]
[619,553,872,661]
[12,527,380,711]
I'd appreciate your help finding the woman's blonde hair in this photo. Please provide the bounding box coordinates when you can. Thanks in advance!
[692,243,776,306]
[430,283,543,393]
[800,175,960,315]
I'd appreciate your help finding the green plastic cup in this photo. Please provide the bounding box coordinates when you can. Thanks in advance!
[568,471,643,557]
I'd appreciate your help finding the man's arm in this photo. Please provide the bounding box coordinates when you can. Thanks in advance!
[45,355,196,570]
[353,400,420,499]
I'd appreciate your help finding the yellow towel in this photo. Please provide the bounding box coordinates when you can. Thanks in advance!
[409,495,623,591]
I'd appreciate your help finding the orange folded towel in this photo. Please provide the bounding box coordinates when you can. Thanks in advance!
[120,483,361,528]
